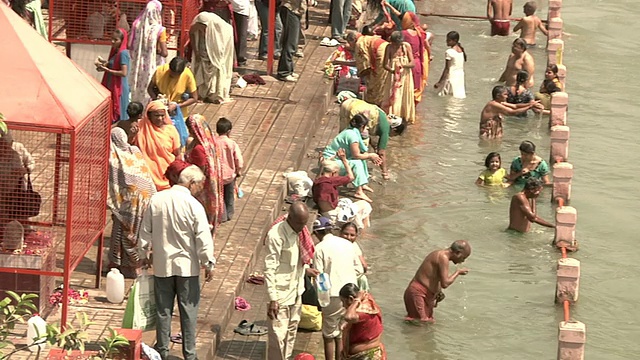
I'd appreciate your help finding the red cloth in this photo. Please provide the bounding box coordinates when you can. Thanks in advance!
[491,21,510,36]
[342,293,384,358]
[311,175,351,209]
[101,28,128,123]
[349,312,383,344]
[403,279,436,321]
[186,144,208,169]
[267,214,315,264]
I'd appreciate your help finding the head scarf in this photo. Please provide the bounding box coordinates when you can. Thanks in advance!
[107,127,156,239]
[402,12,426,38]
[0,116,7,138]
[185,114,224,228]
[129,0,165,103]
[102,28,129,123]
[135,100,181,191]
[191,12,234,102]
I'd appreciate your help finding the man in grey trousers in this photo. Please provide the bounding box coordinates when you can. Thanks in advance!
[138,165,216,360]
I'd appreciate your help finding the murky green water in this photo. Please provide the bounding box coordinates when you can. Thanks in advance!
[363,1,640,359]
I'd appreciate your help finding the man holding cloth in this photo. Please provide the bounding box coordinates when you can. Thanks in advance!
[265,202,319,360]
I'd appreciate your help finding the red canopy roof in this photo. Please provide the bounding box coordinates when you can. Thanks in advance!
[0,3,110,132]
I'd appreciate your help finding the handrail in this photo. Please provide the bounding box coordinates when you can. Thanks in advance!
[556,197,571,323]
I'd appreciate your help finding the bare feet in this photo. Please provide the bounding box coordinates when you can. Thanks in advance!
[354,192,373,203]
[362,185,374,193]
[381,171,390,180]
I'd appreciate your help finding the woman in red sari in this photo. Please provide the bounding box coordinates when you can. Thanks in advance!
[401,12,430,106]
[185,114,224,230]
[99,28,131,123]
[340,283,386,360]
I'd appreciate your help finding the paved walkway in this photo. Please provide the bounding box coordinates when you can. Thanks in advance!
[4,3,338,360]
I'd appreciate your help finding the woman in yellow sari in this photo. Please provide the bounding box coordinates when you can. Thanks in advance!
[381,31,415,124]
[401,12,430,105]
[135,100,181,191]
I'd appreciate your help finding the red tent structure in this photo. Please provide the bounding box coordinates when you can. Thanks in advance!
[0,3,111,328]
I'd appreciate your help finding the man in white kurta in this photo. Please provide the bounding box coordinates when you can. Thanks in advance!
[264,202,318,360]
[138,165,215,360]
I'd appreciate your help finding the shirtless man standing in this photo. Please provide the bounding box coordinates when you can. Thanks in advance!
[508,178,556,232]
[513,1,548,47]
[487,0,513,36]
[480,86,539,139]
[403,240,471,323]
[499,38,535,88]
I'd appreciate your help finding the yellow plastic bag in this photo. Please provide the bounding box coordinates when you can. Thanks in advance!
[298,304,322,331]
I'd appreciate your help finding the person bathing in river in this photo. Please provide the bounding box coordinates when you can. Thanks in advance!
[507,70,544,117]
[475,152,509,187]
[487,0,512,36]
[313,149,373,229]
[404,240,471,323]
[499,38,535,88]
[434,31,467,99]
[479,86,539,139]
[339,98,407,180]
[508,178,555,233]
[507,140,550,186]
[513,1,548,47]
[535,65,563,110]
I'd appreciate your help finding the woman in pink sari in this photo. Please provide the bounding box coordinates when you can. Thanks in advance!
[401,12,429,106]
[128,0,169,104]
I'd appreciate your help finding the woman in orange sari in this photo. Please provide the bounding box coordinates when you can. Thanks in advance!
[135,101,181,191]
[340,283,386,360]
[401,12,430,105]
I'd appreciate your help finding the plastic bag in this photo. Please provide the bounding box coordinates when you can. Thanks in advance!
[122,272,156,331]
[298,304,322,331]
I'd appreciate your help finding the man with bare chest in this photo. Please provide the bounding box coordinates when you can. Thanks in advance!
[499,38,535,88]
[403,240,471,323]
[508,178,556,232]
[487,0,513,36]
[480,86,538,139]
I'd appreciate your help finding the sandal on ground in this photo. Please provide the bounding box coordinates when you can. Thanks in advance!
[235,296,252,311]
[233,320,268,336]
[246,273,265,285]
[170,333,182,344]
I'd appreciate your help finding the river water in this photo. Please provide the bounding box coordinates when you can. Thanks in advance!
[363,0,640,359]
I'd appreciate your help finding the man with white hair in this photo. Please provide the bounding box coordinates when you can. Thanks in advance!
[312,148,372,229]
[138,165,215,360]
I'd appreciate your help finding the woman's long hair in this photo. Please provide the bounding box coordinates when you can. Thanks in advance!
[446,31,467,62]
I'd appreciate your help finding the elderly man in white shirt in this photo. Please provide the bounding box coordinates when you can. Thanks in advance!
[312,217,358,360]
[138,165,215,360]
[265,202,319,360]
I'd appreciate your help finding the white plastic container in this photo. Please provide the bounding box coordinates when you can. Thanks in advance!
[26,314,47,351]
[317,273,332,307]
[106,268,125,303]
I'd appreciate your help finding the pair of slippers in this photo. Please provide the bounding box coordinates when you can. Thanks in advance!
[233,320,267,336]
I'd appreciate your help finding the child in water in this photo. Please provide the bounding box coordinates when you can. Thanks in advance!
[476,152,509,187]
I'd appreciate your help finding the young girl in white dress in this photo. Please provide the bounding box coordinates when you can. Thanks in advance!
[434,31,467,99]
